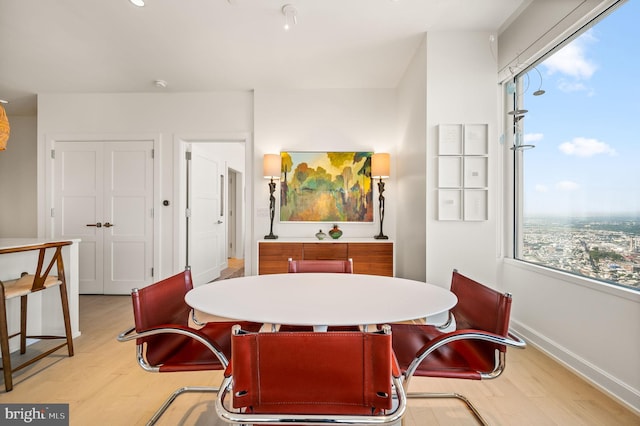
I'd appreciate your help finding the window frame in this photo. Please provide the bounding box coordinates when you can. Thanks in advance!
[505,0,640,295]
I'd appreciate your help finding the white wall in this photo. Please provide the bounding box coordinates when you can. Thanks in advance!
[0,115,37,237]
[396,37,427,282]
[424,32,500,289]
[252,89,397,274]
[505,261,640,411]
[37,92,253,277]
[36,90,399,277]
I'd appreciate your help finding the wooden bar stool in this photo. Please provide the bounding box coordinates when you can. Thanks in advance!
[0,241,75,392]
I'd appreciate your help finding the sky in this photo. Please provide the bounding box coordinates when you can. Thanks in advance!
[521,0,639,217]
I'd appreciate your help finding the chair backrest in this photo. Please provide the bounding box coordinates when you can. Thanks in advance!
[450,270,512,356]
[287,258,353,273]
[130,269,194,365]
[229,327,393,415]
[0,241,72,295]
[281,259,357,331]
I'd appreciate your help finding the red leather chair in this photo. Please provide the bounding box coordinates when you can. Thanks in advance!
[287,258,353,273]
[215,324,407,425]
[117,268,261,425]
[282,257,357,332]
[390,270,526,425]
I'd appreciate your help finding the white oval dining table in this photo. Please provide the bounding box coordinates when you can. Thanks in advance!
[185,273,457,331]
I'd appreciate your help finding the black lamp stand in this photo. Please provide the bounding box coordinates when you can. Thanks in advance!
[374,178,388,239]
[264,178,278,239]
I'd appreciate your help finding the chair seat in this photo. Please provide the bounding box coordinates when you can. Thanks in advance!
[248,402,383,415]
[391,323,494,380]
[155,321,262,372]
[277,325,361,332]
[2,275,62,299]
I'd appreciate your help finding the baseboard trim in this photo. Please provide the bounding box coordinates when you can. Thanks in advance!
[511,319,640,415]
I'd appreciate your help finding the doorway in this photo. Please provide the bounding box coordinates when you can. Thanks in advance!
[227,168,243,259]
[209,167,245,281]
[179,140,247,286]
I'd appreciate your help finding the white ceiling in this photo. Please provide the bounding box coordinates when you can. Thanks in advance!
[0,0,526,115]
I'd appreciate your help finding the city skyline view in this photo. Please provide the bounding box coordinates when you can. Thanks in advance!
[521,0,638,217]
[521,216,639,289]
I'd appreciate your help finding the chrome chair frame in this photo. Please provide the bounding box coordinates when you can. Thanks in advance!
[404,326,526,385]
[116,312,229,426]
[402,326,526,426]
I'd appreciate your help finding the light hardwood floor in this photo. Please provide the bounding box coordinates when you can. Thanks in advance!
[1,295,638,425]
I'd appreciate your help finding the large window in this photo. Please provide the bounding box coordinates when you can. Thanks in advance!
[513,0,639,291]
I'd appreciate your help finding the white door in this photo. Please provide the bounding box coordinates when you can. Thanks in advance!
[188,145,226,285]
[54,142,104,293]
[54,141,154,294]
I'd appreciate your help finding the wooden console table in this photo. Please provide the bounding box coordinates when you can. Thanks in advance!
[258,239,394,276]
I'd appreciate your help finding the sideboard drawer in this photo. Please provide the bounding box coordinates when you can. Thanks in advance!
[303,243,348,260]
[258,242,303,274]
[348,243,393,276]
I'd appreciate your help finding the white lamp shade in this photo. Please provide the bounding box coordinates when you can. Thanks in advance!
[371,153,390,179]
[263,154,281,179]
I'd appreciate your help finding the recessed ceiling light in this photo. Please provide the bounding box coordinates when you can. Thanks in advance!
[130,0,145,7]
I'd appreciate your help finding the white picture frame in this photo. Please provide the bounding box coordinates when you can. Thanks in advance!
[438,189,463,221]
[438,156,462,188]
[463,189,488,221]
[438,124,463,155]
[464,124,488,155]
[463,156,488,188]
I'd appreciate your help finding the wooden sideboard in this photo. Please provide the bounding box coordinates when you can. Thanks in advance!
[258,240,394,276]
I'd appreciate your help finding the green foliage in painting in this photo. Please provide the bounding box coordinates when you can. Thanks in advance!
[280,151,373,222]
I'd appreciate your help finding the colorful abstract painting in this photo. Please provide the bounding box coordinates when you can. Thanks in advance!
[280,151,373,222]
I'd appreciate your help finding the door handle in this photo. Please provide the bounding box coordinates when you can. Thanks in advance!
[216,220,223,224]
[103,222,114,228]
[86,223,102,228]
